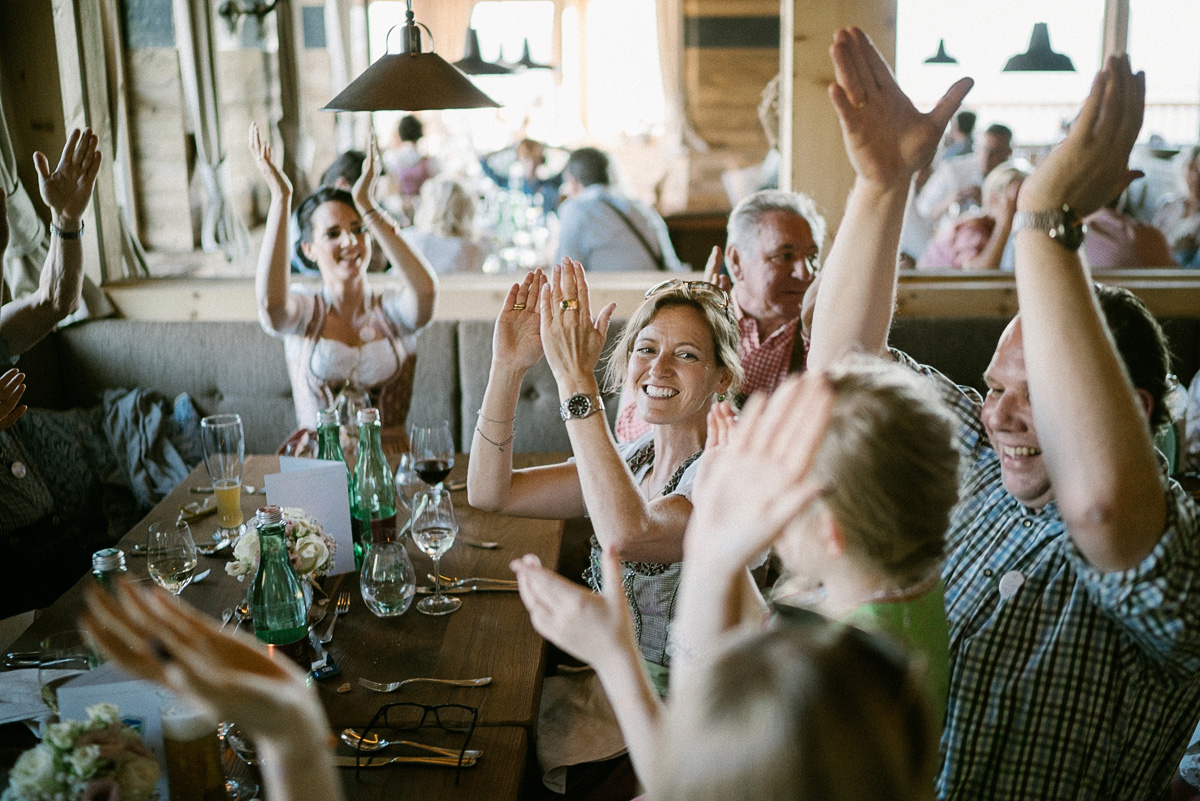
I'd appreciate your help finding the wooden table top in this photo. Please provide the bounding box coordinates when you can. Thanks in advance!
[10,454,566,799]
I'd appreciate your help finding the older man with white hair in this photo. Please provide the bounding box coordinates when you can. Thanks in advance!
[615,189,824,440]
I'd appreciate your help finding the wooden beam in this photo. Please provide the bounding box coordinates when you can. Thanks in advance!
[781,0,896,239]
[51,0,125,282]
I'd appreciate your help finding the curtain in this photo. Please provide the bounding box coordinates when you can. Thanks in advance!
[325,0,359,154]
[415,0,475,63]
[0,93,49,301]
[655,0,707,153]
[172,0,252,261]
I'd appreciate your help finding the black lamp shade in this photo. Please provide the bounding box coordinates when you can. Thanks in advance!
[322,51,500,111]
[454,28,514,75]
[1003,23,1075,72]
[516,39,552,70]
[924,39,957,65]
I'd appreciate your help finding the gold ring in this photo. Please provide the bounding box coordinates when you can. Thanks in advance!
[511,303,526,311]
[854,99,868,109]
[561,299,579,311]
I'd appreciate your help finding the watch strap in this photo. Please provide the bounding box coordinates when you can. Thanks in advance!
[559,393,605,422]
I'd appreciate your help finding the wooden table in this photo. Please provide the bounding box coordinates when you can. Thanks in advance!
[10,454,564,799]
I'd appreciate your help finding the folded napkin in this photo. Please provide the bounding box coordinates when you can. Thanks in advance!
[0,668,57,727]
[536,667,628,794]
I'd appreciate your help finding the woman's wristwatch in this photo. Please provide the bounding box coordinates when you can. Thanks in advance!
[559,393,605,422]
[1012,204,1087,251]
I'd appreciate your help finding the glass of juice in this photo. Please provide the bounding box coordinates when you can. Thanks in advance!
[201,414,246,538]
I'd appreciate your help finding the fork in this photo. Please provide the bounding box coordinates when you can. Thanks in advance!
[320,591,351,645]
[433,574,517,588]
[357,676,492,694]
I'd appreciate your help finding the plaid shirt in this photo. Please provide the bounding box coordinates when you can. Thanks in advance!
[614,302,802,442]
[893,351,1200,800]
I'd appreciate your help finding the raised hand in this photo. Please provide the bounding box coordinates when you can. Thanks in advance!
[0,369,26,432]
[702,246,732,294]
[493,269,547,372]
[34,128,102,225]
[351,128,380,212]
[686,374,834,569]
[1018,55,1145,217]
[827,27,972,188]
[539,258,617,391]
[81,580,323,745]
[511,548,635,670]
[248,122,292,199]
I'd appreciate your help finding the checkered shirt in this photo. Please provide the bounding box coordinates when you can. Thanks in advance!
[614,303,802,442]
[892,350,1200,800]
[0,339,54,535]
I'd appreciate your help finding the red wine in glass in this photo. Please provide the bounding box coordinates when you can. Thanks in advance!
[416,459,453,486]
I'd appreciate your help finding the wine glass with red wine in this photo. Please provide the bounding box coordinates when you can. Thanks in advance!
[410,421,455,490]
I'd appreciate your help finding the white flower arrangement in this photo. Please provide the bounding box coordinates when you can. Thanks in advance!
[225,506,337,580]
[2,703,159,801]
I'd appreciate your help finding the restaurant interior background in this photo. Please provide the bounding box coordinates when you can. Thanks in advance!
[1,0,1198,319]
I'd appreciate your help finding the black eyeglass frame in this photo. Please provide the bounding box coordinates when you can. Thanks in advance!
[355,702,479,783]
[644,279,731,311]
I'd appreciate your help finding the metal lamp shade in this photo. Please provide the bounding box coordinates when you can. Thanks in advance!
[322,51,500,111]
[924,39,957,65]
[454,28,514,76]
[1003,23,1075,72]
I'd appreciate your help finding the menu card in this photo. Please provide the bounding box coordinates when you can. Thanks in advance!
[265,458,357,575]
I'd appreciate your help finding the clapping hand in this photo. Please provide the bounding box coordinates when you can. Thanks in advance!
[81,580,324,746]
[0,369,27,433]
[351,128,381,213]
[493,269,547,372]
[539,258,616,391]
[702,246,732,294]
[248,122,292,199]
[686,374,834,569]
[1018,55,1145,217]
[35,128,102,226]
[828,27,972,188]
[511,548,635,671]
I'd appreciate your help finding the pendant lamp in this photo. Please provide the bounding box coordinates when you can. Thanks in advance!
[516,39,553,70]
[453,29,514,75]
[1003,23,1075,72]
[924,39,957,65]
[321,1,499,112]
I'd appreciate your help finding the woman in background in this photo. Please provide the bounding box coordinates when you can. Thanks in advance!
[400,175,488,275]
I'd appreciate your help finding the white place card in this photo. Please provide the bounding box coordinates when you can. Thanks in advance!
[266,458,356,575]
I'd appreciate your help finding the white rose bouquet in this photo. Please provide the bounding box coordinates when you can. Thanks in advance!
[2,703,160,801]
[225,506,337,580]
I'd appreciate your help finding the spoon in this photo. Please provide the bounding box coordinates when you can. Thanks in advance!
[340,729,482,759]
[218,608,234,632]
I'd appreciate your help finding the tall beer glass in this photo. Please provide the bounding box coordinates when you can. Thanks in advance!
[201,414,246,538]
[161,703,227,801]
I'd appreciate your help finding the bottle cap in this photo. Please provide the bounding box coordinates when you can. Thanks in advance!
[256,505,283,526]
[357,408,380,425]
[92,548,126,572]
[318,408,339,426]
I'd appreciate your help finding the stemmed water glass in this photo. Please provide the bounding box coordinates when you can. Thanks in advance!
[410,421,455,490]
[147,520,198,597]
[411,487,460,615]
[200,414,246,540]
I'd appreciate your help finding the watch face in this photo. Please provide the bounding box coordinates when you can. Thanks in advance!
[566,395,592,418]
[1049,206,1087,250]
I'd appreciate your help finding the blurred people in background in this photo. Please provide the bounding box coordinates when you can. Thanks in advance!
[400,175,487,275]
[939,110,977,162]
[383,115,439,219]
[556,147,682,273]
[917,123,1013,230]
[1153,146,1200,269]
[480,138,565,214]
[918,161,1028,271]
[1085,193,1176,270]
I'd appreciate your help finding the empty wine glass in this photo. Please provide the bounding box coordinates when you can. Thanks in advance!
[411,487,460,615]
[147,520,198,597]
[410,421,455,490]
[361,541,416,618]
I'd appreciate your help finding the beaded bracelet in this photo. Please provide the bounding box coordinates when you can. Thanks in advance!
[475,426,515,451]
[50,221,85,240]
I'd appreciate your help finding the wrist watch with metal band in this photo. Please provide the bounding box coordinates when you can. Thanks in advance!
[1012,204,1087,251]
[559,393,604,422]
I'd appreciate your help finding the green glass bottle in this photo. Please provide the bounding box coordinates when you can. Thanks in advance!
[352,408,397,548]
[318,408,365,569]
[250,505,309,658]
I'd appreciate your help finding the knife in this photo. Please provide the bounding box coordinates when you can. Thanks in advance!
[331,754,476,768]
[415,585,519,595]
